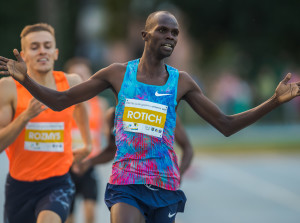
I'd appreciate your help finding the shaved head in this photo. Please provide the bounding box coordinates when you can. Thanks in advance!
[144,11,177,31]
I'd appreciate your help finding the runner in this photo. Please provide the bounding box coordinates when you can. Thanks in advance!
[0,23,92,223]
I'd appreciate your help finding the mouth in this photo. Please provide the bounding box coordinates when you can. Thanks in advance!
[37,58,49,63]
[161,43,174,51]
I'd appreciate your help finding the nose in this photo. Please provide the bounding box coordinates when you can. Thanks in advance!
[38,46,47,54]
[166,32,175,40]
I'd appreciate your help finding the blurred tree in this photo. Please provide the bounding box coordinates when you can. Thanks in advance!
[103,0,131,41]
[0,0,38,58]
[0,0,80,71]
[170,0,300,79]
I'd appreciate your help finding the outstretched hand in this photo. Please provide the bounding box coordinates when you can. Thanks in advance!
[0,49,27,82]
[274,73,300,104]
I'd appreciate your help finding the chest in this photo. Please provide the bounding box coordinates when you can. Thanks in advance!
[136,73,169,86]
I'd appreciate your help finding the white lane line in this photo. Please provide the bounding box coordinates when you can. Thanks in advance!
[204,156,300,213]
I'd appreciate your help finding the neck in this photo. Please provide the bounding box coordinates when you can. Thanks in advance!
[139,52,166,77]
[28,69,55,87]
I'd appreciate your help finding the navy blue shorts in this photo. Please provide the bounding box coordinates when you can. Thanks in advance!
[69,166,99,213]
[105,183,186,223]
[4,173,75,223]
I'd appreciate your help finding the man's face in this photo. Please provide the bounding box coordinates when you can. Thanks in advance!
[145,13,179,58]
[21,31,58,74]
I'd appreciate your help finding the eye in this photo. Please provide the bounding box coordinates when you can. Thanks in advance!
[158,27,167,33]
[30,44,39,50]
[172,30,179,37]
[45,43,52,49]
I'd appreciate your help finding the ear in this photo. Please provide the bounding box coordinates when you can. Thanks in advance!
[20,50,26,61]
[54,48,59,61]
[141,30,148,41]
[20,51,24,58]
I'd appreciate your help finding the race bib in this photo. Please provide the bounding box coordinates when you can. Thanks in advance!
[24,122,64,152]
[122,99,168,138]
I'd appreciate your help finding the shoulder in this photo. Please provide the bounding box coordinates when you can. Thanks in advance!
[64,72,83,87]
[0,76,15,85]
[0,77,17,104]
[178,70,190,77]
[178,71,195,84]
[101,62,128,74]
[177,71,203,101]
[111,62,128,69]
[0,76,17,93]
[91,62,128,83]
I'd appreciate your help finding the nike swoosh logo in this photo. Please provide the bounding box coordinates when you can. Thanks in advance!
[168,212,176,218]
[155,91,172,97]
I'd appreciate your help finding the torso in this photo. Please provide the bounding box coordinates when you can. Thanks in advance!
[109,59,181,190]
[6,71,75,181]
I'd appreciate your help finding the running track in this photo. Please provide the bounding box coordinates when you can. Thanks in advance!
[1,125,300,223]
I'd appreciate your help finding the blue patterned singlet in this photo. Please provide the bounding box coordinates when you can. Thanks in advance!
[109,59,180,190]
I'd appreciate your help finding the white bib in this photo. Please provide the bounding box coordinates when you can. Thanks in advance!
[122,99,168,138]
[24,122,64,152]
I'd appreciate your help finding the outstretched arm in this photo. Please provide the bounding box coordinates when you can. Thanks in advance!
[179,72,300,137]
[0,49,111,111]
[174,116,194,178]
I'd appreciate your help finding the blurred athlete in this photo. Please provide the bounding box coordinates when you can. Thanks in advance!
[64,58,107,223]
[1,11,300,223]
[0,23,92,223]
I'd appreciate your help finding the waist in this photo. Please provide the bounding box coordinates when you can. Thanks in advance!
[7,172,71,184]
[110,160,180,191]
[8,151,73,181]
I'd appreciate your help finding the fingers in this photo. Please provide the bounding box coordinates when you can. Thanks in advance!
[41,106,48,112]
[13,49,24,62]
[29,98,48,111]
[0,71,10,75]
[0,56,9,63]
[0,56,10,76]
[282,73,292,84]
[297,83,300,96]
[0,60,7,65]
[0,59,8,74]
[37,103,48,111]
[0,65,8,70]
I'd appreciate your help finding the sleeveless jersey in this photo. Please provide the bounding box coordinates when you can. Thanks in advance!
[6,71,75,181]
[71,96,103,157]
[109,59,180,191]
